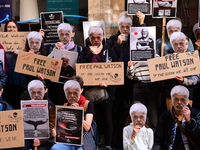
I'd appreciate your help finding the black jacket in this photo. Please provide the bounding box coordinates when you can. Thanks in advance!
[153,106,200,150]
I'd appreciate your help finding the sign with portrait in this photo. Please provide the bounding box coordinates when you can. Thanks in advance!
[55,106,84,146]
[40,11,64,43]
[127,0,151,15]
[54,49,78,69]
[0,32,28,51]
[148,51,200,82]
[152,0,177,18]
[130,26,156,61]
[15,51,62,81]
[82,21,106,46]
[0,110,24,149]
[76,62,124,86]
[21,100,49,139]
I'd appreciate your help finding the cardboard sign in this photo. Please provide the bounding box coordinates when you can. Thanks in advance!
[54,49,78,69]
[15,51,62,81]
[130,27,156,61]
[148,51,200,82]
[0,110,24,149]
[0,32,28,51]
[76,62,124,86]
[55,106,84,146]
[40,11,64,43]
[152,0,177,18]
[21,100,49,139]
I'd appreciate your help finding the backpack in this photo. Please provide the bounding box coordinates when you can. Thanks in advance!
[84,100,99,146]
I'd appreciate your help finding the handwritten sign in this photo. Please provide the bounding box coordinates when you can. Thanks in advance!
[0,110,24,149]
[0,32,28,51]
[15,51,62,81]
[148,51,200,82]
[76,62,124,86]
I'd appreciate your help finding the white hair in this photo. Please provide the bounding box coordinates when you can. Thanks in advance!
[88,26,103,36]
[170,85,189,99]
[166,19,182,32]
[27,31,43,41]
[193,23,200,39]
[118,14,132,27]
[170,32,186,45]
[28,80,45,95]
[129,103,147,117]
[61,53,70,60]
[63,80,81,94]
[57,23,73,34]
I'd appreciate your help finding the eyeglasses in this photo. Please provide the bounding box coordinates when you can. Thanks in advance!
[120,25,130,29]
[7,26,17,29]
[90,36,102,40]
[60,33,71,36]
[133,115,145,119]
[31,91,43,95]
[66,91,79,96]
[173,42,185,47]
[30,41,40,45]
[173,97,187,102]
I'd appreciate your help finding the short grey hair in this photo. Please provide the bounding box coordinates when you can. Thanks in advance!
[28,80,45,95]
[57,23,73,34]
[170,32,186,46]
[129,102,147,117]
[27,31,43,41]
[166,19,182,32]
[118,11,132,26]
[193,23,200,39]
[88,26,103,36]
[170,85,189,99]
[63,80,81,94]
[61,54,70,60]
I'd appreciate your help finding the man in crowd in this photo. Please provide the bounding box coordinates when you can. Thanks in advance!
[153,85,200,150]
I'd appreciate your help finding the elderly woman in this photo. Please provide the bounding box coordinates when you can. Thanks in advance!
[123,102,153,150]
[156,19,194,56]
[48,23,82,58]
[77,26,118,149]
[2,19,24,109]
[51,80,96,150]
[162,32,200,110]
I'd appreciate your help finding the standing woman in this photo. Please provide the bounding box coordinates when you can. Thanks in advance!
[2,19,25,109]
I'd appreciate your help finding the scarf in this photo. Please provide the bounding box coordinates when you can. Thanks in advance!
[61,41,75,50]
[64,94,86,107]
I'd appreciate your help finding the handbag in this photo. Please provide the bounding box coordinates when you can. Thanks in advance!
[170,109,200,150]
[85,87,109,104]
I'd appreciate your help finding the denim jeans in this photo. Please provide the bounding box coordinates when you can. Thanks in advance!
[51,143,83,150]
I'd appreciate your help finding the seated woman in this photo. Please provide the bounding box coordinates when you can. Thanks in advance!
[123,102,153,150]
[51,80,96,150]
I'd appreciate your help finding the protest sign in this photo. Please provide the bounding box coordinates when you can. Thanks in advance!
[127,0,151,15]
[40,11,64,43]
[55,106,84,146]
[148,51,200,82]
[15,51,62,81]
[54,49,78,69]
[152,0,177,18]
[0,110,24,149]
[76,62,124,86]
[130,26,156,61]
[21,100,49,139]
[82,21,106,46]
[0,32,28,51]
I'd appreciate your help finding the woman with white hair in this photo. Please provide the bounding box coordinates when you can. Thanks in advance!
[123,102,153,150]
[192,23,200,50]
[156,19,194,56]
[48,23,82,58]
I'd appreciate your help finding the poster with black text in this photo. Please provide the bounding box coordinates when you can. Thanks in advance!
[127,0,151,15]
